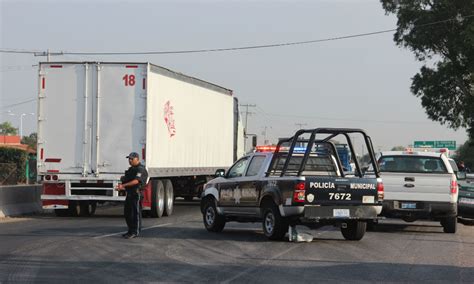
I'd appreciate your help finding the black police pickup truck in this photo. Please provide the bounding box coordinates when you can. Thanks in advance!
[200,128,384,241]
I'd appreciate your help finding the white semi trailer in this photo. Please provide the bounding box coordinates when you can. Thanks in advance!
[38,62,245,217]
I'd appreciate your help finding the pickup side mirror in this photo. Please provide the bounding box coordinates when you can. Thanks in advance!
[215,169,226,178]
[457,171,467,180]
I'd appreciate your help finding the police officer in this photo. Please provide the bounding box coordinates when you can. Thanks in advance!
[115,152,148,239]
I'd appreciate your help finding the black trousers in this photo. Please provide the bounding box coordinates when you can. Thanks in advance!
[124,192,142,235]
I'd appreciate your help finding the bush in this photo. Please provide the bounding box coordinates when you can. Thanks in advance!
[0,147,27,184]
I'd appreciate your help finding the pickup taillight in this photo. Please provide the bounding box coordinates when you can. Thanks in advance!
[293,182,306,203]
[450,180,458,195]
[377,178,384,201]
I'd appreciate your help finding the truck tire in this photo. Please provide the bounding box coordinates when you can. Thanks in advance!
[261,202,288,240]
[79,201,97,217]
[202,198,225,232]
[402,216,417,223]
[54,209,69,217]
[441,216,457,233]
[68,200,79,217]
[341,220,367,241]
[163,179,174,216]
[150,180,165,218]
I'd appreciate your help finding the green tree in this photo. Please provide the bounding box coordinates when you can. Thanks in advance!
[0,121,18,135]
[21,132,37,150]
[381,0,474,139]
[0,147,27,184]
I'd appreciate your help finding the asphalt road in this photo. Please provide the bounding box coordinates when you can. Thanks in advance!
[1,201,473,283]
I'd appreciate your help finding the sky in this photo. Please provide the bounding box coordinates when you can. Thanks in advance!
[0,0,469,153]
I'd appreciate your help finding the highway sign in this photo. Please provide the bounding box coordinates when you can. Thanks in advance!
[413,140,456,150]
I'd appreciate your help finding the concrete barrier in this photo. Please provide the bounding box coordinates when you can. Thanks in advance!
[0,184,41,217]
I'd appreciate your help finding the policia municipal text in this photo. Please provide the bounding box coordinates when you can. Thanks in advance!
[115,152,149,239]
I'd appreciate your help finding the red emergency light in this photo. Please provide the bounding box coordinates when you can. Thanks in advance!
[255,145,278,152]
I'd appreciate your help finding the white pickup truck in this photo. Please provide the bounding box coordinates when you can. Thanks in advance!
[376,151,460,233]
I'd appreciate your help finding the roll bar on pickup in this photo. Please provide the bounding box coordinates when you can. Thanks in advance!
[267,128,381,178]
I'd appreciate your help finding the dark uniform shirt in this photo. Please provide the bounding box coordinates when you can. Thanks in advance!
[121,163,148,194]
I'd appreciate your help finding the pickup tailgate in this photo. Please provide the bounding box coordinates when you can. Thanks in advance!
[304,177,380,206]
[302,177,380,220]
[382,172,452,202]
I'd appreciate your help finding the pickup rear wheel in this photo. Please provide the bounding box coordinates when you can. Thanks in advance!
[341,220,367,241]
[202,198,225,232]
[262,203,288,240]
[441,216,457,233]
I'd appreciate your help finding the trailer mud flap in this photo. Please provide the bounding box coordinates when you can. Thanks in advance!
[142,182,152,210]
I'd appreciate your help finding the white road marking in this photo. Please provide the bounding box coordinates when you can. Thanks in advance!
[222,229,329,283]
[93,223,173,239]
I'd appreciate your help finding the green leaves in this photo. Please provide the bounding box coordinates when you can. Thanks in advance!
[21,133,37,151]
[0,121,18,135]
[381,0,474,139]
[0,147,27,184]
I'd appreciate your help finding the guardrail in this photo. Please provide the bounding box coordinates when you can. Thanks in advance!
[0,184,41,217]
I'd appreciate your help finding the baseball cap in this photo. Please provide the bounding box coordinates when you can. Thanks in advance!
[126,152,139,159]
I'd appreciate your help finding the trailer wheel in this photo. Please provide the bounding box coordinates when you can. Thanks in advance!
[68,200,79,217]
[341,220,367,240]
[441,216,457,233]
[163,179,174,216]
[79,201,97,217]
[151,180,165,218]
[202,198,225,232]
[261,202,288,240]
[54,209,69,217]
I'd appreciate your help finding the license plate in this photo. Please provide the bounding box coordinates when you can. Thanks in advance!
[362,196,375,204]
[401,202,417,209]
[333,209,350,217]
[459,198,474,205]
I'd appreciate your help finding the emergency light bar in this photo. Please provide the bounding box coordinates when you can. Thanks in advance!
[255,145,317,153]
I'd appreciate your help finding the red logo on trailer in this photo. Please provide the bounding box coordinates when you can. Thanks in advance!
[163,101,176,138]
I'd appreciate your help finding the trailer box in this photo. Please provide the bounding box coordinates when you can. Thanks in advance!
[38,62,244,217]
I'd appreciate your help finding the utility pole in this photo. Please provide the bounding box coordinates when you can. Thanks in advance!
[240,104,256,151]
[262,126,272,145]
[295,123,307,130]
[240,104,256,136]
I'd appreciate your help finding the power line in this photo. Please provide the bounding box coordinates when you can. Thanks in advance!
[0,14,472,56]
[0,98,37,110]
[0,65,36,73]
[0,48,43,54]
